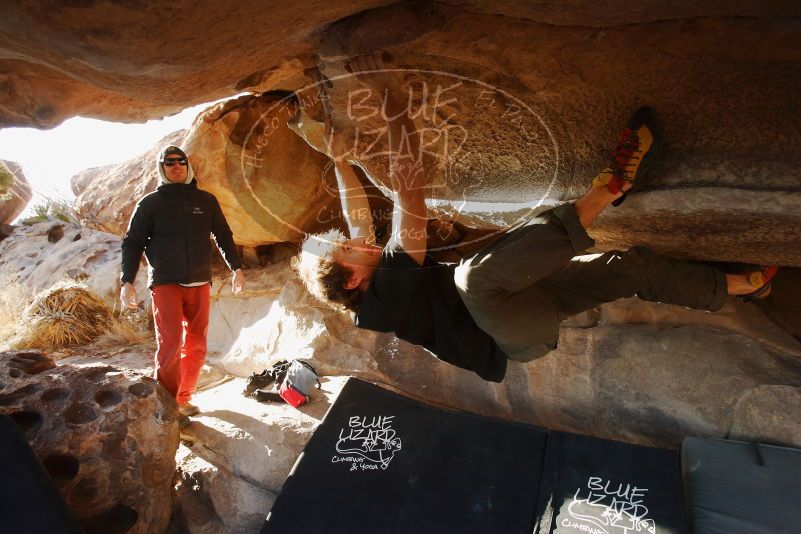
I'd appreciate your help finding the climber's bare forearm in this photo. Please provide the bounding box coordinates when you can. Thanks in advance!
[335,160,375,242]
[385,93,427,264]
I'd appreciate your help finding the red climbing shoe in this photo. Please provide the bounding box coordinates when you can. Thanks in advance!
[740,265,779,302]
[592,106,661,205]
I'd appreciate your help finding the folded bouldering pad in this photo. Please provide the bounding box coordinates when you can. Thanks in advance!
[0,414,82,533]
[682,437,801,533]
[262,378,549,534]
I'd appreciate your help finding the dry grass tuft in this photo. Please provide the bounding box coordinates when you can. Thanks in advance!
[94,307,152,348]
[12,282,116,350]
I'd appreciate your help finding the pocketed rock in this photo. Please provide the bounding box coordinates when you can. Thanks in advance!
[173,375,348,533]
[0,350,179,534]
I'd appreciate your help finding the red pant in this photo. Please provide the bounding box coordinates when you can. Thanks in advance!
[151,284,210,403]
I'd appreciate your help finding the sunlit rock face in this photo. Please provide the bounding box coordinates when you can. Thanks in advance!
[0,351,179,533]
[0,160,32,225]
[0,220,149,308]
[183,94,344,246]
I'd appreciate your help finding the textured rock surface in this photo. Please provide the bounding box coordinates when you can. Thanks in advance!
[0,350,179,533]
[0,220,148,308]
[590,189,801,267]
[173,376,348,533]
[0,1,387,128]
[71,130,186,236]
[2,1,800,128]
[183,94,343,245]
[0,160,32,225]
[36,1,800,264]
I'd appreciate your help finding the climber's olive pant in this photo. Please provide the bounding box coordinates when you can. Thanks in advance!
[454,203,728,363]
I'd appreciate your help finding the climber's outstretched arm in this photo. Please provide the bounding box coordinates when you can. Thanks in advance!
[325,128,376,243]
[350,53,427,265]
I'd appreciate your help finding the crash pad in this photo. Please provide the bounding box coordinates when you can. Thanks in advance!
[262,378,549,533]
[682,437,801,533]
[262,378,695,533]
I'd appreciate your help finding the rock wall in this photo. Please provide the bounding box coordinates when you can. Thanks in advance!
[58,2,801,265]
[5,5,801,529]
[0,1,389,128]
[10,219,793,452]
[0,351,179,533]
[2,1,800,128]
[0,160,33,225]
[0,219,148,309]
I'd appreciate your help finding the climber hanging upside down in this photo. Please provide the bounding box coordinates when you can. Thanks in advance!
[295,54,778,383]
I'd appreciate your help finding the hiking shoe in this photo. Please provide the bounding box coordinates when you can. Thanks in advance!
[178,402,201,417]
[593,106,660,201]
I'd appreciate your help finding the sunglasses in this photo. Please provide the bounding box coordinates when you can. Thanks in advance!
[162,157,187,166]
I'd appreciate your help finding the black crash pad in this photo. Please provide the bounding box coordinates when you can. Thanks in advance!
[262,378,549,534]
[534,432,687,534]
[263,379,690,534]
[682,437,801,533]
[0,414,82,533]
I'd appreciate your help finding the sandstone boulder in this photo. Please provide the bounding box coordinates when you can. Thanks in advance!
[183,94,343,246]
[0,160,33,224]
[71,130,185,235]
[0,220,148,309]
[0,350,179,533]
[0,2,393,128]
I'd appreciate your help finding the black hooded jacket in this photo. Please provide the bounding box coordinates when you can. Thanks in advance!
[120,180,241,287]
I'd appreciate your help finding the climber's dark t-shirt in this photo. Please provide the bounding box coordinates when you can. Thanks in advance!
[355,247,507,382]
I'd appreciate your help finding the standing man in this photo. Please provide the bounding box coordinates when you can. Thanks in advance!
[120,146,245,423]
